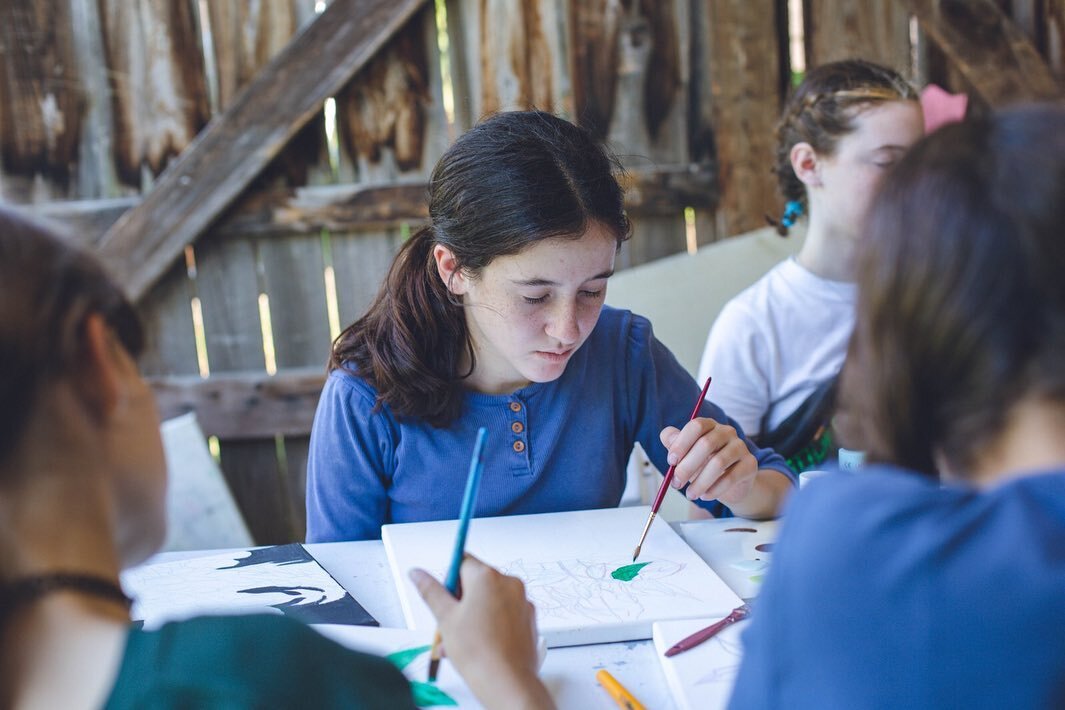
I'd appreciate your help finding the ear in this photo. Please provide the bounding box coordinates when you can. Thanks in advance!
[77,313,124,422]
[432,244,469,296]
[790,142,823,188]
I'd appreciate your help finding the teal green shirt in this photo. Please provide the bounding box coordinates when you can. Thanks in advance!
[105,615,417,709]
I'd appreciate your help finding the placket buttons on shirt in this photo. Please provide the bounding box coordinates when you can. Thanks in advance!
[509,401,527,454]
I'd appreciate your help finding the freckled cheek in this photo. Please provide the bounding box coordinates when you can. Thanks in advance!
[576,301,604,338]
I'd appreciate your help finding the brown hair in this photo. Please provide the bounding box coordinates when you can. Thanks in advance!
[329,111,631,427]
[842,104,1065,477]
[771,59,918,235]
[0,207,144,467]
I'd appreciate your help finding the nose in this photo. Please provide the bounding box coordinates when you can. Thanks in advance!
[545,299,580,346]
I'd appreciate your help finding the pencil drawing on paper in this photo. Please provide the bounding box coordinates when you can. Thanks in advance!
[693,632,743,687]
[494,557,699,623]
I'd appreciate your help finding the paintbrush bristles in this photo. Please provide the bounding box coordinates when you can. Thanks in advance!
[427,629,443,681]
[632,511,657,562]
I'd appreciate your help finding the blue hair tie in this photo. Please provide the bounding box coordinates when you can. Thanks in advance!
[781,200,804,228]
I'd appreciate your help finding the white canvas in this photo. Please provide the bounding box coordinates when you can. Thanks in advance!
[652,617,749,710]
[382,506,742,647]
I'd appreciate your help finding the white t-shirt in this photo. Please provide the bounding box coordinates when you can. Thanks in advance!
[697,257,856,437]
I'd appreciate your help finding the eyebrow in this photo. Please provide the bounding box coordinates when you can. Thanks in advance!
[512,270,615,287]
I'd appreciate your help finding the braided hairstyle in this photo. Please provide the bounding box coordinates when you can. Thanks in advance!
[771,59,918,235]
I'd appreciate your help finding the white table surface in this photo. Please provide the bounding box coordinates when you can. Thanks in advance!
[144,517,780,709]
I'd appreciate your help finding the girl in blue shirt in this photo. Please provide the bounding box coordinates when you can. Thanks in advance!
[306,111,795,542]
[730,105,1065,708]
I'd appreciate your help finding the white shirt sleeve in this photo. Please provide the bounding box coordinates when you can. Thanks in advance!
[697,300,773,437]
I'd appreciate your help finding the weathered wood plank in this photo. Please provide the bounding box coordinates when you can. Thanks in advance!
[568,0,623,138]
[94,0,431,303]
[701,0,785,238]
[0,0,84,194]
[137,260,200,378]
[330,229,405,328]
[281,436,311,540]
[257,235,332,371]
[446,0,570,128]
[335,8,434,175]
[96,0,210,187]
[219,440,297,545]
[193,234,295,544]
[901,0,1062,104]
[806,0,912,74]
[207,0,328,188]
[38,168,713,243]
[151,367,325,440]
[602,0,693,266]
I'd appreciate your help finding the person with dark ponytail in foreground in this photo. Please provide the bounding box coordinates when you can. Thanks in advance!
[0,208,554,709]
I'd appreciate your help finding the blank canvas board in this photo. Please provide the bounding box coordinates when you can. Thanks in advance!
[122,543,377,629]
[652,617,748,710]
[382,506,742,647]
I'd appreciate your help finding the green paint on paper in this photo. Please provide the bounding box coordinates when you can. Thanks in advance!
[409,680,459,707]
[749,575,764,583]
[611,562,651,582]
[387,644,432,670]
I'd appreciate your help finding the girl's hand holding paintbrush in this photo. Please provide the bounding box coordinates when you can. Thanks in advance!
[410,556,555,710]
[659,418,759,505]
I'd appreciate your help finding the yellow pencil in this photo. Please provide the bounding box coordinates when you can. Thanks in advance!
[595,669,646,710]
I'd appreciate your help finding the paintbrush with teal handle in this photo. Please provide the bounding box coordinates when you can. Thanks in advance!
[427,426,488,682]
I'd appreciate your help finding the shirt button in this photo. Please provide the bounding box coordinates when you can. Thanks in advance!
[509,402,522,412]
[513,440,526,453]
[511,421,524,434]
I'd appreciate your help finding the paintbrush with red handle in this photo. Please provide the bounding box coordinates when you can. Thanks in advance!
[631,376,711,562]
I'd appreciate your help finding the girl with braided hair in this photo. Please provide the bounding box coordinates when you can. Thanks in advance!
[697,59,923,472]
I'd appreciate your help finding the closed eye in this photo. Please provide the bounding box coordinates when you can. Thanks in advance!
[523,295,549,304]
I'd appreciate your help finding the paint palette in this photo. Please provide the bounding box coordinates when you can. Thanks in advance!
[382,506,743,647]
[676,519,779,599]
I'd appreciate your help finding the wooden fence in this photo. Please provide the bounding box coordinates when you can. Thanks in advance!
[2,0,1062,543]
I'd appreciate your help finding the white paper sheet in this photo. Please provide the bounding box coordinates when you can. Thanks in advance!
[652,616,748,710]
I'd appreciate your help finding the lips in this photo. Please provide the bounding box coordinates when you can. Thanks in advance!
[535,349,572,362]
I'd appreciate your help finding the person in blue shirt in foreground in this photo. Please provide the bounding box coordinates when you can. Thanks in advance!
[730,104,1065,708]
[306,110,796,542]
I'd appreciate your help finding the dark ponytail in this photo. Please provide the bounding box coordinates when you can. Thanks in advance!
[329,225,472,426]
[329,110,630,427]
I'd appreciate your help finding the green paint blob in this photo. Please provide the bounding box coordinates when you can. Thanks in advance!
[409,680,459,707]
[749,574,764,583]
[387,644,432,670]
[611,561,651,582]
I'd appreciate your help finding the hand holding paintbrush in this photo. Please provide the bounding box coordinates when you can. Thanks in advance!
[409,429,553,707]
[632,376,712,561]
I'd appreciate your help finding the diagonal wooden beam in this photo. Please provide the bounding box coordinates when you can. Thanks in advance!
[901,0,1061,106]
[95,0,430,302]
